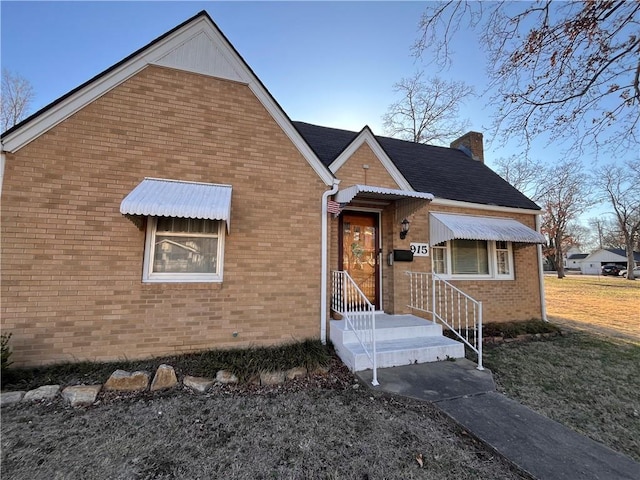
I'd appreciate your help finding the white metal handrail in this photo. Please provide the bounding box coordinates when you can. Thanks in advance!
[331,270,379,385]
[406,272,483,370]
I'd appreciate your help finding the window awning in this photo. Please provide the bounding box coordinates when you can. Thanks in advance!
[335,184,434,220]
[430,212,545,245]
[120,178,232,231]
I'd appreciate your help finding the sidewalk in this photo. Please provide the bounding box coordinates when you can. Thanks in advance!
[357,360,640,480]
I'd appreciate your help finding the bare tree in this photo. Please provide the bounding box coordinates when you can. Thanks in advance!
[596,159,640,280]
[538,160,595,278]
[492,155,597,276]
[382,72,475,145]
[414,1,640,157]
[492,155,545,200]
[566,221,590,252]
[588,216,612,250]
[1,68,35,132]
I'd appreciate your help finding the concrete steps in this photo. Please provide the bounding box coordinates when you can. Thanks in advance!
[330,314,465,372]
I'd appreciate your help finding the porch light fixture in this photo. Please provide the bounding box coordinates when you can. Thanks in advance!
[400,218,410,239]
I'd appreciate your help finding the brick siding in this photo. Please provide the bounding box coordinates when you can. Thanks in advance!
[1,66,327,366]
[328,145,543,323]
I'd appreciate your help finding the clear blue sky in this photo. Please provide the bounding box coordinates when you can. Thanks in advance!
[0,1,620,222]
[1,1,487,141]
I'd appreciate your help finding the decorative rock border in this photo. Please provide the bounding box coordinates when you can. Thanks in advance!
[62,385,102,407]
[1,363,328,408]
[103,370,150,392]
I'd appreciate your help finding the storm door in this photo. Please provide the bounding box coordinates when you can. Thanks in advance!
[339,212,380,308]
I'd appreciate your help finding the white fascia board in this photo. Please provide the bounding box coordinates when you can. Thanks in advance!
[430,197,542,216]
[329,129,413,191]
[1,16,335,187]
[0,153,5,196]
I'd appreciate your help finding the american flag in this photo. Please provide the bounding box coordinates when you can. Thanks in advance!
[327,199,342,215]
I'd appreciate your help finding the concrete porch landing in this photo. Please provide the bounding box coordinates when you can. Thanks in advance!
[330,313,465,372]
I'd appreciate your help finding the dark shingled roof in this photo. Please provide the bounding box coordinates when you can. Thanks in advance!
[293,121,540,211]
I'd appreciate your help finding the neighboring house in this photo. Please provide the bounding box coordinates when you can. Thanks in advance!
[580,249,640,275]
[0,11,546,367]
[564,247,587,271]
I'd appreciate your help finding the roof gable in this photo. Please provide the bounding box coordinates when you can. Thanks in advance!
[605,248,640,261]
[293,122,540,211]
[329,127,412,191]
[1,11,334,186]
[583,248,640,262]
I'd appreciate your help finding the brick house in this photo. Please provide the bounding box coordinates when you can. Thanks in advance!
[0,12,546,370]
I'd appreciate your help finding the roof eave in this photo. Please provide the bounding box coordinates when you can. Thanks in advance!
[430,197,542,216]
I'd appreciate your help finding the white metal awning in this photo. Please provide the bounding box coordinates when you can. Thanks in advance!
[335,184,434,220]
[430,212,545,245]
[120,178,232,231]
[335,184,434,204]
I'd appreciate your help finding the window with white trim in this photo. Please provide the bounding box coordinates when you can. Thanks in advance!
[432,244,447,274]
[431,240,513,279]
[495,241,511,276]
[143,217,225,283]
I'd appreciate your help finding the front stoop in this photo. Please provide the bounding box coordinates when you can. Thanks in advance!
[330,314,465,372]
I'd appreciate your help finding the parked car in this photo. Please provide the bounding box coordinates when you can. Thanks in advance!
[601,265,621,276]
[619,267,640,278]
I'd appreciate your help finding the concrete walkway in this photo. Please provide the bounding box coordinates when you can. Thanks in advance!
[357,360,640,480]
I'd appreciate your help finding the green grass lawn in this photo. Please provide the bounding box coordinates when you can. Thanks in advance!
[484,331,640,462]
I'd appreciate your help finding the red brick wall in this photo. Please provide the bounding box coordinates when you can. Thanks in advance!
[1,66,327,366]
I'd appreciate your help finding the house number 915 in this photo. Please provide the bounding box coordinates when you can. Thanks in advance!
[410,243,429,257]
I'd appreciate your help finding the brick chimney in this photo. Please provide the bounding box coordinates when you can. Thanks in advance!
[450,132,484,163]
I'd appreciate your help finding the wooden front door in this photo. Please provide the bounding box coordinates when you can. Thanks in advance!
[340,212,380,308]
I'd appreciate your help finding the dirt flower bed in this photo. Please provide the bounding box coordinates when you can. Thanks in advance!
[1,358,527,480]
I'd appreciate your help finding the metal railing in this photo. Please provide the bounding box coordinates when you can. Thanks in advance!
[406,272,483,370]
[331,270,379,385]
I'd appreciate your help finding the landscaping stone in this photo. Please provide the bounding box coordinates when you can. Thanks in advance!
[22,385,60,402]
[103,370,150,392]
[183,375,214,393]
[286,367,307,381]
[260,370,285,386]
[216,370,238,384]
[62,385,102,407]
[309,365,330,376]
[1,391,25,406]
[150,364,178,391]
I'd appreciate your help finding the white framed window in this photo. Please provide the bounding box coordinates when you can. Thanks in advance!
[143,217,225,283]
[431,240,513,280]
[432,244,447,274]
[495,241,511,277]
